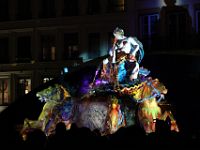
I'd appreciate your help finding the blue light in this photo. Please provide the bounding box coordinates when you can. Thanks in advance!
[64,67,68,73]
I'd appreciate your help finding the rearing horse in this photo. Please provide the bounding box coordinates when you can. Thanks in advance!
[121,77,179,134]
[20,84,72,138]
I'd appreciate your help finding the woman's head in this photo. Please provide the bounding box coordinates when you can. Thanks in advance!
[113,27,124,39]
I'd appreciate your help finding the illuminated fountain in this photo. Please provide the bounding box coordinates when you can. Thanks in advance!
[20,27,179,139]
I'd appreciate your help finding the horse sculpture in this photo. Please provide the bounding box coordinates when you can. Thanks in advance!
[20,78,179,139]
[121,77,179,134]
[19,27,180,139]
[20,84,73,139]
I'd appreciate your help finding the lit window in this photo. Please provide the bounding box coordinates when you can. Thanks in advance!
[41,35,56,61]
[18,79,31,95]
[140,13,159,38]
[25,89,29,94]
[107,0,125,13]
[64,33,79,59]
[51,46,56,61]
[0,79,10,105]
[196,10,200,34]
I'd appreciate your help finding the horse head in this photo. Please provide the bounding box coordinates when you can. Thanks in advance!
[36,84,71,103]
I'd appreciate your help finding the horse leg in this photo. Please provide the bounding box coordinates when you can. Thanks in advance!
[138,107,154,134]
[160,110,179,132]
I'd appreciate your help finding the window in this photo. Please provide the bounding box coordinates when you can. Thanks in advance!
[16,0,32,20]
[166,11,189,48]
[41,35,56,61]
[17,36,31,63]
[0,0,9,21]
[64,33,79,59]
[0,79,10,105]
[39,0,55,18]
[63,0,79,16]
[16,78,31,98]
[87,0,100,15]
[140,13,159,50]
[0,38,9,64]
[140,13,159,38]
[88,33,100,59]
[107,0,126,13]
[167,12,187,37]
[196,10,200,34]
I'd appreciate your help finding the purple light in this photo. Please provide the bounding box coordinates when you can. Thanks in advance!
[94,79,108,86]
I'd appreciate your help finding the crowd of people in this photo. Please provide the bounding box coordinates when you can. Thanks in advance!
[6,121,188,150]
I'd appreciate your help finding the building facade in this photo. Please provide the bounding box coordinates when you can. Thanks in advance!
[0,0,199,111]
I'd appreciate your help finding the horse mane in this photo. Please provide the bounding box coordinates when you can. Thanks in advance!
[120,78,167,103]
